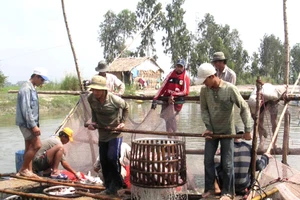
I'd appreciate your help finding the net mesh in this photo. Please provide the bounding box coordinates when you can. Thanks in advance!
[248,158,300,199]
[55,94,191,199]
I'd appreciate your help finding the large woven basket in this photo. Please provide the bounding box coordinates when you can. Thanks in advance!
[130,138,186,188]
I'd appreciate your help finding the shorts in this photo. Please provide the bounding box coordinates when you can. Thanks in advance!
[19,126,35,140]
[33,152,49,172]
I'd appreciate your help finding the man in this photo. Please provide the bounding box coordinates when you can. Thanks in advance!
[198,63,252,200]
[212,52,236,85]
[94,142,131,189]
[248,81,286,151]
[32,127,80,179]
[16,67,49,178]
[95,60,125,95]
[215,135,270,196]
[151,59,190,133]
[87,75,129,195]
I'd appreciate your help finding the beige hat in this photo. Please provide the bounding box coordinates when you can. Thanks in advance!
[211,52,227,62]
[197,63,217,84]
[87,75,108,90]
[95,60,108,72]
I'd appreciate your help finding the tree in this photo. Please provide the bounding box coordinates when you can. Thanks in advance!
[259,34,285,83]
[290,43,300,83]
[0,70,7,88]
[98,10,137,63]
[135,0,163,60]
[189,13,249,81]
[162,0,191,66]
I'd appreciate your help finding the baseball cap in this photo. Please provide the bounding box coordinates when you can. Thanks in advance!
[33,67,49,81]
[176,59,186,67]
[62,127,74,142]
[196,63,216,84]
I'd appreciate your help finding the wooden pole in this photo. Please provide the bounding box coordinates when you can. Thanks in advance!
[251,77,262,184]
[61,0,84,91]
[0,188,70,200]
[251,187,279,200]
[282,0,290,165]
[84,123,244,139]
[10,175,105,190]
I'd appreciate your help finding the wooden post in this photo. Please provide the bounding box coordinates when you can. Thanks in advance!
[61,0,84,92]
[282,0,290,164]
[251,77,262,184]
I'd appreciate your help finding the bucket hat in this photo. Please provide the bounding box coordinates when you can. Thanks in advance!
[95,60,109,72]
[211,52,227,62]
[33,67,49,81]
[197,63,216,84]
[87,75,108,90]
[62,127,73,142]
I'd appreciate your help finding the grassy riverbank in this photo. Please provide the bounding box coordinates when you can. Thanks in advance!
[0,87,79,117]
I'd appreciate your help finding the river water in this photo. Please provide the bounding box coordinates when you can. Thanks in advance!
[1,100,300,187]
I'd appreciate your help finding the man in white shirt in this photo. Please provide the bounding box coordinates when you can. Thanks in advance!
[211,52,236,85]
[95,60,125,95]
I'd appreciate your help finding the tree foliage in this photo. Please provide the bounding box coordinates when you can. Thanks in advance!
[0,70,7,88]
[258,34,285,83]
[189,13,249,81]
[135,0,163,60]
[290,43,300,83]
[98,10,137,63]
[162,0,191,65]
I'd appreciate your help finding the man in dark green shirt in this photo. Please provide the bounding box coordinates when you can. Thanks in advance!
[197,63,252,200]
[87,75,129,195]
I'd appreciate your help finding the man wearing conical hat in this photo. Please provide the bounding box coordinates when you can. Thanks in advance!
[87,75,129,195]
[32,127,81,180]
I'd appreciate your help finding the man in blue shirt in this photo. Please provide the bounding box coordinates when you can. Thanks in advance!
[16,67,49,178]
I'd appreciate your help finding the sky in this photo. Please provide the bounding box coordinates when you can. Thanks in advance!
[0,0,300,84]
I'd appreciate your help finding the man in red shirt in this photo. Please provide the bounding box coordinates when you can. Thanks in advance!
[151,59,190,133]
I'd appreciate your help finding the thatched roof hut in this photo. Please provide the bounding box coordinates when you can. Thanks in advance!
[108,57,164,88]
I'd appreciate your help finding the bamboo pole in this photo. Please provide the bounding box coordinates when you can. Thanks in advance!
[10,175,105,190]
[251,77,262,184]
[0,188,71,200]
[251,188,279,200]
[84,123,244,139]
[61,0,84,91]
[282,0,290,165]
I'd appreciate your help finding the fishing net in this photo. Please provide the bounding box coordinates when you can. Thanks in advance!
[55,93,194,199]
[247,158,300,199]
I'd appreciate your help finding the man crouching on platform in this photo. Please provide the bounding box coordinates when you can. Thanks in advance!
[32,127,81,180]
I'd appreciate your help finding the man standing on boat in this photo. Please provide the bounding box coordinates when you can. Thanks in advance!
[211,52,236,85]
[95,60,125,96]
[197,63,252,200]
[87,75,129,195]
[15,67,49,178]
[151,58,190,133]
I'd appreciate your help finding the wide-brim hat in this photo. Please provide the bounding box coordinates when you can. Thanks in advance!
[95,60,109,72]
[62,127,73,142]
[87,75,108,90]
[196,63,216,84]
[211,52,227,62]
[33,67,49,81]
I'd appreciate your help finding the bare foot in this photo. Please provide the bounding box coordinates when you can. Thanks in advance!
[202,190,214,198]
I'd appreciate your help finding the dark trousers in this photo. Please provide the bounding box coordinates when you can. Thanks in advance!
[99,137,123,192]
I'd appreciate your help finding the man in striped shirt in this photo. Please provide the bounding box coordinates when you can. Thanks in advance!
[215,137,270,196]
[211,52,236,85]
